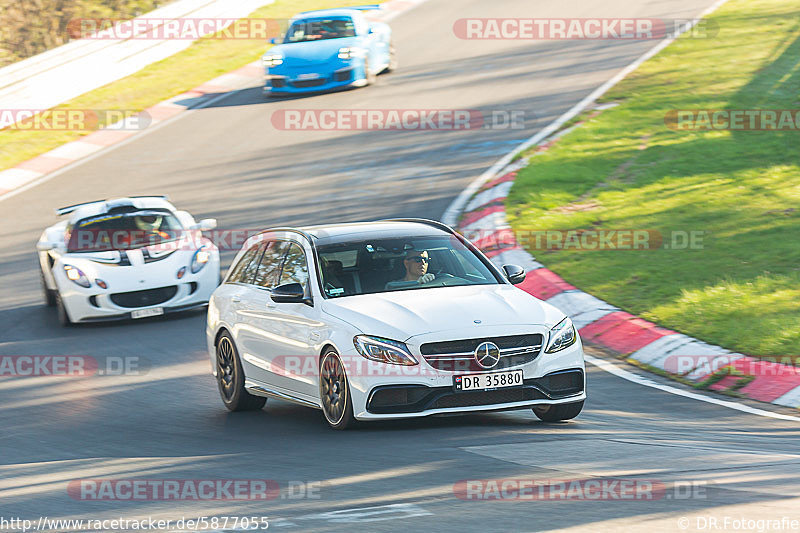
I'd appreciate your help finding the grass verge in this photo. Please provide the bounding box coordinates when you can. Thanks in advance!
[0,0,359,171]
[505,0,800,358]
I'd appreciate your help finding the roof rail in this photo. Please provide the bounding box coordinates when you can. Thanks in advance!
[298,4,381,14]
[55,195,170,216]
[381,218,457,235]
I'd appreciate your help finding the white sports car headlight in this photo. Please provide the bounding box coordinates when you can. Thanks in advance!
[262,54,283,67]
[354,335,418,366]
[63,265,91,288]
[190,245,211,273]
[545,317,577,353]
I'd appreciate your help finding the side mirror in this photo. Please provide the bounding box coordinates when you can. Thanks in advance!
[271,283,312,306]
[269,37,279,44]
[502,264,526,285]
[367,26,375,34]
[37,241,63,252]
[193,218,217,231]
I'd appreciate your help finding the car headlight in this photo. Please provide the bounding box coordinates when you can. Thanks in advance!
[63,265,91,288]
[262,54,283,67]
[338,47,364,59]
[190,246,211,274]
[354,335,418,366]
[545,317,577,353]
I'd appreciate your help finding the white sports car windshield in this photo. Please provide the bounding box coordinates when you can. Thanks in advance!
[284,17,356,43]
[317,235,502,298]
[67,210,184,252]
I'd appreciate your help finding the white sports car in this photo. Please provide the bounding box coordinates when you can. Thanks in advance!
[206,219,585,429]
[37,196,220,325]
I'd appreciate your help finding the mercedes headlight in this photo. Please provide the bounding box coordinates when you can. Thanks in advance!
[545,317,577,353]
[354,335,418,366]
[262,54,283,67]
[190,245,211,273]
[63,265,91,288]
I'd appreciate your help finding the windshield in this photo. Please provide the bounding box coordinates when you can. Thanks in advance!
[284,17,356,43]
[317,235,502,298]
[67,209,184,252]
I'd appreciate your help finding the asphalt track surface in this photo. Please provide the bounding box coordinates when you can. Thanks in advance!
[2,0,800,531]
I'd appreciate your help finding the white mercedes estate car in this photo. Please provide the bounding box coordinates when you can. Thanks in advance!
[206,219,585,429]
[37,196,220,325]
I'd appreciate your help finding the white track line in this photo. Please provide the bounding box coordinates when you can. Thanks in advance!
[586,355,800,423]
[441,0,732,226]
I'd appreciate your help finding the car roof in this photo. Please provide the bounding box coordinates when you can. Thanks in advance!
[291,8,363,21]
[295,220,453,245]
[60,197,176,225]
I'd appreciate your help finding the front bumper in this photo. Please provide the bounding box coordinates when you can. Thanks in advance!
[347,337,586,420]
[264,63,366,95]
[57,264,219,323]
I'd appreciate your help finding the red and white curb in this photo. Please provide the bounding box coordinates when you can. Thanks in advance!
[0,0,431,202]
[453,163,800,409]
[442,0,800,411]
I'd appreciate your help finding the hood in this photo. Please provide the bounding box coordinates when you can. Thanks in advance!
[321,284,565,342]
[270,37,361,63]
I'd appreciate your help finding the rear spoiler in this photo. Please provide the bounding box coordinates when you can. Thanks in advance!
[55,195,169,216]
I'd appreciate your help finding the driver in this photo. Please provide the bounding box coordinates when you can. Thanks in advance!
[385,249,435,290]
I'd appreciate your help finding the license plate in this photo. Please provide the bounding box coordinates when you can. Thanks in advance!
[131,307,164,319]
[297,73,319,79]
[454,369,524,391]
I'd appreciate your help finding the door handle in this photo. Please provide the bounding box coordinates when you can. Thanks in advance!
[232,297,242,303]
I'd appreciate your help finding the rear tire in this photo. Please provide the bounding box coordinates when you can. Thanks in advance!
[41,269,56,307]
[216,332,267,411]
[320,349,356,430]
[55,291,72,327]
[533,400,584,422]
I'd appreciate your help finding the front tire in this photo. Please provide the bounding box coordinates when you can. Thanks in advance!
[55,291,72,327]
[320,349,356,430]
[216,332,266,411]
[533,400,584,422]
[41,269,56,307]
[364,55,377,85]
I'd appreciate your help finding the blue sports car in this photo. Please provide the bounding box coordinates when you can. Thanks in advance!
[263,7,396,96]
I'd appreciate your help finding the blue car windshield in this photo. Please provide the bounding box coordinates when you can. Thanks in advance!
[284,17,356,43]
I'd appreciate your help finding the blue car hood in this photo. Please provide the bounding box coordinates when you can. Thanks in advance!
[271,37,361,63]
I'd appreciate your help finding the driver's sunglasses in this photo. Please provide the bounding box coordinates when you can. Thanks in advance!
[406,256,429,264]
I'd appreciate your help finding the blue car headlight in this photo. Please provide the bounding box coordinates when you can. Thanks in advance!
[545,317,577,353]
[190,246,212,274]
[63,265,91,288]
[338,47,365,60]
[262,54,283,67]
[354,335,418,366]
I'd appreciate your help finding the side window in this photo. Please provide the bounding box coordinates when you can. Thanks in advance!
[253,241,289,289]
[279,243,310,289]
[227,243,264,284]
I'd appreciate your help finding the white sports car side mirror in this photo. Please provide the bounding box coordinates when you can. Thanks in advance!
[37,240,63,252]
[193,218,217,231]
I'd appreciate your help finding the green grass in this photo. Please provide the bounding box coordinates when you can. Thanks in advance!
[506,0,800,358]
[0,0,356,171]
